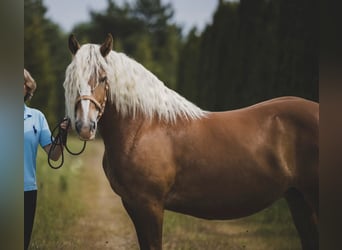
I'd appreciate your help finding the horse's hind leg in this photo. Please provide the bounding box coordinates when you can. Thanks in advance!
[122,199,164,250]
[285,188,318,250]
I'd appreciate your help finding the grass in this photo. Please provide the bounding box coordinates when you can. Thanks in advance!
[29,137,86,249]
[29,137,302,250]
[163,199,301,250]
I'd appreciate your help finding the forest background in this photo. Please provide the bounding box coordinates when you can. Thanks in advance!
[24,0,318,127]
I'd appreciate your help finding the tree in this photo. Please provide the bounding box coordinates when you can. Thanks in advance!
[24,0,57,125]
[197,1,239,110]
[177,0,318,112]
[72,0,181,89]
[275,0,318,101]
[177,28,202,104]
[25,0,72,125]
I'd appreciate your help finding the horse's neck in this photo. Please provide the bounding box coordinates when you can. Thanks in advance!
[98,106,144,155]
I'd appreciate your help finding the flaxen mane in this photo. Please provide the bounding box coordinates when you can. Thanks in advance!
[63,44,206,125]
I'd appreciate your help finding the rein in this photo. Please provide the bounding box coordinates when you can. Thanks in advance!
[47,118,87,169]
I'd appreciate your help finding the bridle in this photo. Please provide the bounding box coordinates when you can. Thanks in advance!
[74,80,109,121]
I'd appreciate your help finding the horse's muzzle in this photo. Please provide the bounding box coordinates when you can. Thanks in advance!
[75,119,97,140]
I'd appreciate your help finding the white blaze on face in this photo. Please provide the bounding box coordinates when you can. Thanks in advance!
[75,81,99,140]
[78,83,94,123]
[81,99,91,122]
[80,99,99,123]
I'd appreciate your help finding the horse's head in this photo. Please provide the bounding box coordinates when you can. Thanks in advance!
[64,34,113,140]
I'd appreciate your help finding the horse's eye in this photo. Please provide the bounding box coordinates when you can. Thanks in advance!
[100,76,107,83]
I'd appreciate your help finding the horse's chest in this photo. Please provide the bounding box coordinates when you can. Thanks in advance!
[102,153,127,196]
[102,151,143,198]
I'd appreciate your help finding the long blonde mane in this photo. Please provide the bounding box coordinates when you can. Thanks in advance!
[63,44,206,124]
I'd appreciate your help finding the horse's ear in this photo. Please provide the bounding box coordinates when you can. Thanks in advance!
[100,33,113,57]
[68,34,80,55]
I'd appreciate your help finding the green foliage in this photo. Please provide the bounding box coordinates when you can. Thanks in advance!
[25,0,57,125]
[177,0,318,111]
[72,0,181,89]
[25,0,70,127]
[163,198,300,250]
[198,2,240,110]
[30,141,85,249]
[24,0,318,122]
[177,28,202,103]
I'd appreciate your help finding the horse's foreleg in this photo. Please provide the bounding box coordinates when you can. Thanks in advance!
[122,199,164,250]
[285,188,318,250]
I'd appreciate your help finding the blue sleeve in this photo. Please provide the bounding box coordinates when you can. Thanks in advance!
[39,112,52,147]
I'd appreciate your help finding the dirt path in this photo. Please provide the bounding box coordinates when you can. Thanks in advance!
[68,140,138,250]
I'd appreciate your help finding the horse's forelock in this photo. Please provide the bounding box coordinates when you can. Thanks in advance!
[64,44,108,127]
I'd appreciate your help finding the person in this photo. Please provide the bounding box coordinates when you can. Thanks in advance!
[24,68,69,250]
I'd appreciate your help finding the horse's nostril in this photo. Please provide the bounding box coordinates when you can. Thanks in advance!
[75,121,82,133]
[90,121,96,131]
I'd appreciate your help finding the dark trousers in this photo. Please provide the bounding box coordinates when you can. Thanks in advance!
[24,190,37,250]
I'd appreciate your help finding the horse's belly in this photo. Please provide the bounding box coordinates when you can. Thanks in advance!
[164,168,288,220]
[165,141,291,219]
[164,192,281,220]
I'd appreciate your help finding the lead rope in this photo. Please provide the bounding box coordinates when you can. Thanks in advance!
[48,117,86,169]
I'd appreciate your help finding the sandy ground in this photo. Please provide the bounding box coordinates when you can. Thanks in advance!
[67,140,139,250]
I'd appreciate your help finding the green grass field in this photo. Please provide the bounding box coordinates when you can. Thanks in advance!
[29,138,86,249]
[29,137,301,250]
[163,200,301,250]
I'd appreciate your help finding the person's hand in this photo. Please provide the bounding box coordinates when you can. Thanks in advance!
[60,118,71,132]
[59,118,71,146]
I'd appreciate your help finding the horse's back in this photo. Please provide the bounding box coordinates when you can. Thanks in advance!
[236,96,318,140]
[254,96,319,147]
[204,96,318,143]
[247,96,318,119]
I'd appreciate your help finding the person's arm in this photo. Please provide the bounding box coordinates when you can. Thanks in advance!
[43,120,69,161]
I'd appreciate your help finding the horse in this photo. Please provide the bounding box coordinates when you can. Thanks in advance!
[63,34,319,250]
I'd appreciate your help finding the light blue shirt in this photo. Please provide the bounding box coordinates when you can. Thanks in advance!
[24,105,52,191]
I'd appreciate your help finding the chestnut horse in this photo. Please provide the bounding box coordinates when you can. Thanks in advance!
[63,34,318,250]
